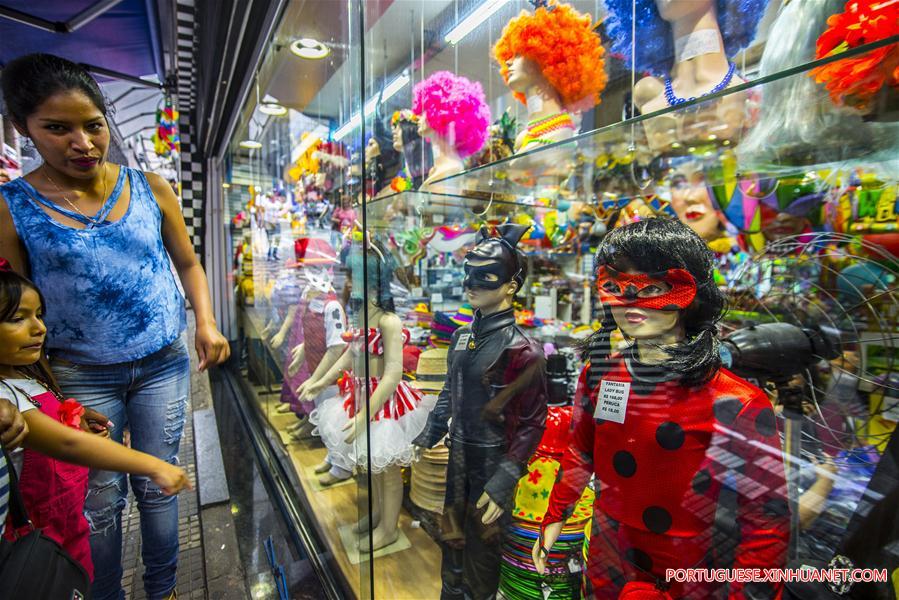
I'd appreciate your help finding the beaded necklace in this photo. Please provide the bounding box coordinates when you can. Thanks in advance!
[664,62,737,107]
[520,112,576,149]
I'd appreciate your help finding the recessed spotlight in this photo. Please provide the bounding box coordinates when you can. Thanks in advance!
[222,182,231,189]
[259,101,288,116]
[239,140,263,149]
[290,38,330,60]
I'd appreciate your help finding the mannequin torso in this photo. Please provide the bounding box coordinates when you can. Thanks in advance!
[507,57,577,153]
[634,0,749,152]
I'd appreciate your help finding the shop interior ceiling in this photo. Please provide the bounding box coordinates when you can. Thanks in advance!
[0,0,174,172]
[242,0,603,148]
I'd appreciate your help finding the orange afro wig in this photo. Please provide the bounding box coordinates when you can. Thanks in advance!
[494,1,607,112]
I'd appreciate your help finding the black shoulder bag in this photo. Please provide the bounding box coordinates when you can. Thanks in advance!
[0,447,92,599]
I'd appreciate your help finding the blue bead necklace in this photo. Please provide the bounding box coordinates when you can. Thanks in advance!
[664,62,737,107]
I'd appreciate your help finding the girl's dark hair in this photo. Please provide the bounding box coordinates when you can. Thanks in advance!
[1,53,108,125]
[397,120,433,188]
[349,238,397,314]
[583,218,726,389]
[0,269,64,397]
[370,238,397,314]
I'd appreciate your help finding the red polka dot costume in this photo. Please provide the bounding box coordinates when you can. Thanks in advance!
[544,352,789,599]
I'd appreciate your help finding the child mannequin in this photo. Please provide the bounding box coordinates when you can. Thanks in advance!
[310,240,434,550]
[269,238,348,441]
[534,219,788,599]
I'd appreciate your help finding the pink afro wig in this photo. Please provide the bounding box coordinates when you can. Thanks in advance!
[412,71,491,158]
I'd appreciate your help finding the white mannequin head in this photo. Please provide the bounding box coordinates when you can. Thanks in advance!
[505,56,549,95]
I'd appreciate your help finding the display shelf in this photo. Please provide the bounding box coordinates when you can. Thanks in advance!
[401,38,899,203]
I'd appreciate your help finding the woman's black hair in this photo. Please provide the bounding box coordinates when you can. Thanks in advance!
[397,120,433,189]
[0,268,65,397]
[583,218,726,389]
[1,53,108,125]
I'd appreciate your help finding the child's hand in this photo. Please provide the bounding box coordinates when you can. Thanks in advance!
[0,398,28,450]
[151,463,193,496]
[81,407,113,438]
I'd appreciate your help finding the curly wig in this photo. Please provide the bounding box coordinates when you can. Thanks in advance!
[494,1,607,112]
[412,71,491,158]
[603,0,769,76]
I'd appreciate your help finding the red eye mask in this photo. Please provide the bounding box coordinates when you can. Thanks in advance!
[596,265,697,310]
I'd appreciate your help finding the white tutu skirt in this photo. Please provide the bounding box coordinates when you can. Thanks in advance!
[310,375,435,473]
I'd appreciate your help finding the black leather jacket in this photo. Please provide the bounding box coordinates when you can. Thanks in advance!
[415,308,547,507]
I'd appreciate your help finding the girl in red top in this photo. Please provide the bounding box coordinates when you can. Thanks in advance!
[0,261,191,578]
[534,219,789,599]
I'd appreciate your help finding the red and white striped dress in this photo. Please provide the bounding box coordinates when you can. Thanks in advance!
[310,327,434,473]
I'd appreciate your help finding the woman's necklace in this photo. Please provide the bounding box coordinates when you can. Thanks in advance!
[43,163,108,226]
[664,62,737,107]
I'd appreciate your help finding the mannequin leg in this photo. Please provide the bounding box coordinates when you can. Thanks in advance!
[359,466,402,551]
[354,471,382,534]
[287,414,308,433]
[289,419,315,440]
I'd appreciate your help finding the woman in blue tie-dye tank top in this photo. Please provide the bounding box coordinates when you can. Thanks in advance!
[0,53,229,600]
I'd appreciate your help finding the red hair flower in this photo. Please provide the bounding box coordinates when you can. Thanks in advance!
[58,398,85,429]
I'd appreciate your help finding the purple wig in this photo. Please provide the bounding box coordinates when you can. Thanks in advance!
[412,71,491,158]
[602,0,770,76]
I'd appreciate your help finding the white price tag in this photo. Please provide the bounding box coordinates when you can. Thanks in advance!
[452,286,463,296]
[433,214,444,224]
[568,557,582,573]
[412,287,423,297]
[594,379,630,424]
[455,333,471,351]
[432,292,444,304]
[308,298,325,313]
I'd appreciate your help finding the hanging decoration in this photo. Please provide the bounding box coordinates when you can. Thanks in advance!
[153,97,180,158]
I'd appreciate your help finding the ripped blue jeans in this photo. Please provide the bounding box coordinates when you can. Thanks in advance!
[52,336,190,600]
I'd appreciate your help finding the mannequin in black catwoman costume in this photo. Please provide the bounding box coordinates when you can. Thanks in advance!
[414,223,548,600]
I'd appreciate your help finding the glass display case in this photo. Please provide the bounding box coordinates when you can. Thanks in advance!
[218,1,899,598]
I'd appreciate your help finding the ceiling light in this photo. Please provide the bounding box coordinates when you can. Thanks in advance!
[259,101,287,116]
[222,182,231,189]
[290,38,330,60]
[239,140,263,149]
[445,0,512,45]
[334,72,411,141]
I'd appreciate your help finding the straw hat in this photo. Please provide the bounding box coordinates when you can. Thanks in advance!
[411,347,448,392]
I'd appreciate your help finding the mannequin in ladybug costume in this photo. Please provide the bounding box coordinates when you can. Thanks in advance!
[534,218,789,599]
